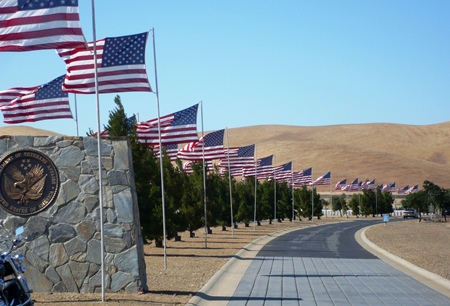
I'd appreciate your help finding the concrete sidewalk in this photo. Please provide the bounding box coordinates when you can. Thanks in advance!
[187,223,450,306]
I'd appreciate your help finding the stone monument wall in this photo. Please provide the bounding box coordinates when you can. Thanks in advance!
[0,135,147,293]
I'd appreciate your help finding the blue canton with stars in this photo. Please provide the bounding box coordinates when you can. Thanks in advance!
[102,32,148,67]
[238,144,255,157]
[36,75,67,100]
[259,155,273,167]
[203,129,224,147]
[19,0,78,10]
[172,104,198,126]
[281,161,292,171]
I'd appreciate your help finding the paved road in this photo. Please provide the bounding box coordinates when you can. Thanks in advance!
[188,220,450,305]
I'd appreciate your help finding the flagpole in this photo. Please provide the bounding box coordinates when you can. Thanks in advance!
[311,168,314,221]
[151,28,168,268]
[273,155,277,225]
[291,161,294,223]
[90,0,105,301]
[74,94,79,137]
[201,101,208,248]
[225,128,234,238]
[330,171,333,217]
[253,144,257,230]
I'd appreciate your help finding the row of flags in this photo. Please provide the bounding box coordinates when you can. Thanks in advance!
[1,2,152,123]
[0,31,152,124]
[334,178,418,194]
[0,2,420,195]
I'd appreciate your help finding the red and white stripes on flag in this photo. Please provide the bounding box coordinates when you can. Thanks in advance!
[0,0,86,52]
[334,179,347,190]
[293,167,312,187]
[349,178,360,191]
[0,75,73,124]
[218,144,255,177]
[57,32,152,94]
[273,161,292,182]
[243,155,274,180]
[382,182,396,193]
[405,185,418,194]
[177,129,225,161]
[183,160,214,174]
[136,104,199,146]
[397,185,409,194]
[311,171,331,186]
[154,144,179,161]
[366,179,377,190]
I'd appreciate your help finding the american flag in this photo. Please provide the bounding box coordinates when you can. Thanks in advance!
[177,129,225,161]
[292,167,312,187]
[360,181,369,190]
[366,179,377,190]
[273,161,292,182]
[405,185,418,194]
[349,178,360,191]
[218,144,255,176]
[58,32,151,94]
[183,160,214,174]
[311,171,331,186]
[136,104,199,146]
[334,179,347,190]
[243,155,274,179]
[0,0,86,52]
[382,182,396,193]
[397,185,409,194]
[0,75,72,124]
[154,144,179,161]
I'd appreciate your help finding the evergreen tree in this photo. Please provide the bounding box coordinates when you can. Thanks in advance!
[104,95,136,136]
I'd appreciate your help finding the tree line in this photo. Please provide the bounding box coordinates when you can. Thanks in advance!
[100,96,444,245]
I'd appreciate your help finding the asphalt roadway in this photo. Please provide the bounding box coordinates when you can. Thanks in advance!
[187,219,450,306]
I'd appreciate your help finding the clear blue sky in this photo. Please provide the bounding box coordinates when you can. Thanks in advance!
[1,1,449,136]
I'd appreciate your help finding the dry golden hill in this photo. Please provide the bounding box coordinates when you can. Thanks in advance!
[226,122,450,189]
[0,125,62,136]
[2,122,450,189]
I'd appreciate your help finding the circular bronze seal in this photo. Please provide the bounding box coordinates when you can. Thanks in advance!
[0,148,60,216]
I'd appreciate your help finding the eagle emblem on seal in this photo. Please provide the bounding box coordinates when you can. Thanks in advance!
[5,164,47,206]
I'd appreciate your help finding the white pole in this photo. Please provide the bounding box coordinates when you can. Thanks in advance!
[201,102,208,248]
[225,128,234,238]
[253,145,257,230]
[89,0,105,301]
[151,28,168,269]
[291,161,294,223]
[311,168,314,220]
[74,94,79,137]
[330,172,333,217]
[273,155,276,225]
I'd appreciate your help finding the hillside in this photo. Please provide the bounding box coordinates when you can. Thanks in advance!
[1,122,450,189]
[226,122,450,189]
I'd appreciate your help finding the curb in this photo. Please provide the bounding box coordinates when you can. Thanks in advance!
[357,225,450,298]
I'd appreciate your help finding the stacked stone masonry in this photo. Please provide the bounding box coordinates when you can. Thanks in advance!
[0,135,147,293]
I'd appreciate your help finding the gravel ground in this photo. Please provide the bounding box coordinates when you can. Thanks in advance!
[31,217,450,305]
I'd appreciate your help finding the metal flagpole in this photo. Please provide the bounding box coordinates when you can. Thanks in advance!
[90,0,105,301]
[151,28,168,269]
[74,94,79,137]
[311,168,314,221]
[201,101,208,248]
[225,128,234,238]
[330,172,333,217]
[291,161,294,223]
[273,155,276,225]
[253,144,257,230]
